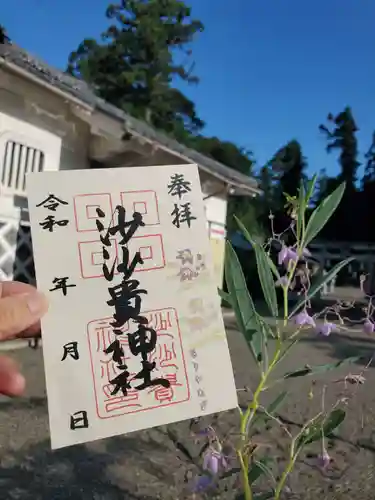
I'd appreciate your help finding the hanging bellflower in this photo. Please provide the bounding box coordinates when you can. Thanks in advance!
[318,322,337,337]
[293,310,316,327]
[278,246,298,268]
[363,319,374,334]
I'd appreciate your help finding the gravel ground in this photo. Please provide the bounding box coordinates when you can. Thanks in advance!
[0,319,375,499]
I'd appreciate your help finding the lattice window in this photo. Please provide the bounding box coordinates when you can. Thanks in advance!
[0,221,35,284]
[1,140,44,192]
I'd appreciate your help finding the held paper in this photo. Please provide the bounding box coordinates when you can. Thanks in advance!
[27,164,237,449]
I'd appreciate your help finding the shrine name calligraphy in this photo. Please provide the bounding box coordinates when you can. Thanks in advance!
[96,205,170,396]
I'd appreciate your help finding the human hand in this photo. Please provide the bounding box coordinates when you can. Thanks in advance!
[0,281,48,397]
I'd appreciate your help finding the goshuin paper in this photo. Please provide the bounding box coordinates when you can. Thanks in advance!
[27,164,237,450]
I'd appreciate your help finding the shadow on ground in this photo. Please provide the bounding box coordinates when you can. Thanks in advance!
[298,331,375,367]
[0,436,167,500]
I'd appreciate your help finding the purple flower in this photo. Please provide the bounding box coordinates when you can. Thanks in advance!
[278,246,298,268]
[363,319,374,334]
[318,322,337,337]
[203,449,228,475]
[275,276,289,288]
[192,474,214,492]
[196,427,214,437]
[294,310,316,327]
[317,450,331,469]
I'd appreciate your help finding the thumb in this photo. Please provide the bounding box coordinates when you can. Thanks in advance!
[0,291,48,340]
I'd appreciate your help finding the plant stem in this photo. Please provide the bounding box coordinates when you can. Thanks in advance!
[274,456,296,499]
[238,448,252,500]
[237,340,283,499]
[283,287,289,328]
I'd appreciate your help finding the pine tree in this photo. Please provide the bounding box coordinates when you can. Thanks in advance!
[319,107,360,192]
[276,140,307,199]
[359,132,375,241]
[0,25,10,44]
[363,132,375,186]
[67,0,204,138]
[191,136,253,175]
[319,107,360,241]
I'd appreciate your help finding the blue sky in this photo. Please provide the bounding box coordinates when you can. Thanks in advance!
[2,0,375,177]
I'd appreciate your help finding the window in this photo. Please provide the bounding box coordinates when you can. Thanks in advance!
[2,140,44,192]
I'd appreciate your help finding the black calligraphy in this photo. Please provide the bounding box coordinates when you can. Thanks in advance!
[97,205,170,397]
[36,193,70,232]
[167,173,196,228]
[39,215,69,232]
[38,196,82,431]
[70,410,89,430]
[61,341,79,361]
[171,202,196,228]
[167,173,192,199]
[36,194,68,211]
[50,277,76,296]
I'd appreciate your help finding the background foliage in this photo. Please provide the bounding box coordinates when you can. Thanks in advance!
[2,1,373,242]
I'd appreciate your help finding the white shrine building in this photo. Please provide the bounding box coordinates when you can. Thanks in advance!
[0,43,260,288]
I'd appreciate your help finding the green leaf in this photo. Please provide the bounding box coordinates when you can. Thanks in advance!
[235,216,278,317]
[323,408,346,437]
[289,258,353,317]
[248,457,275,485]
[275,339,299,367]
[296,180,306,241]
[218,288,232,307]
[305,174,318,206]
[297,409,346,448]
[266,252,281,281]
[283,356,360,379]
[267,390,288,415]
[303,182,346,245]
[253,391,288,427]
[224,241,265,364]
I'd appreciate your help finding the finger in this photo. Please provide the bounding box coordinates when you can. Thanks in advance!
[1,285,43,338]
[0,355,25,396]
[0,282,46,338]
[15,323,41,339]
[0,291,48,341]
[0,281,39,298]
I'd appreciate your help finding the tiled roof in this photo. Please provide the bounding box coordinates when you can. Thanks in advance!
[0,43,260,194]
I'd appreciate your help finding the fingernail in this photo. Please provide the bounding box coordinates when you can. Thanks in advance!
[9,372,26,395]
[25,292,48,315]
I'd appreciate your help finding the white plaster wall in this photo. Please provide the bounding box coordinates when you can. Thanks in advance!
[204,195,227,239]
[0,67,91,173]
[0,68,91,221]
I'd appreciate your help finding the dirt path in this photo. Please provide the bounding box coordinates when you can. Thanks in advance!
[0,322,374,499]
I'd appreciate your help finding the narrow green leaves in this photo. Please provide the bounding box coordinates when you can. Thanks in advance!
[305,174,318,206]
[296,180,306,241]
[303,182,345,246]
[235,216,278,317]
[297,409,346,448]
[322,408,346,438]
[248,457,275,485]
[289,257,353,317]
[266,390,288,415]
[218,288,232,307]
[253,391,288,427]
[224,241,266,364]
[283,356,360,379]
